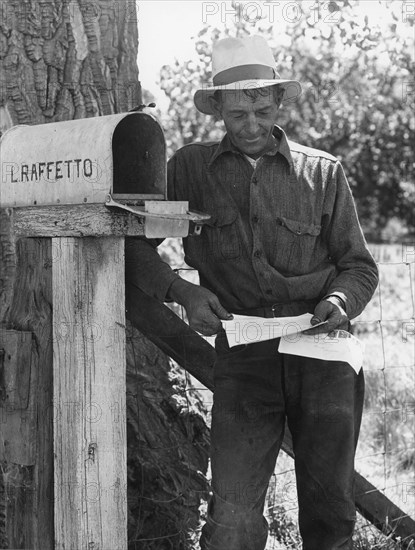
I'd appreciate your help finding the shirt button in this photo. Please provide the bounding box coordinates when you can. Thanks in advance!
[252,177,258,184]
[265,289,273,295]
[254,250,261,258]
[252,215,259,223]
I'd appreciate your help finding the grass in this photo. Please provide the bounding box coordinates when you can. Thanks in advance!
[353,517,415,550]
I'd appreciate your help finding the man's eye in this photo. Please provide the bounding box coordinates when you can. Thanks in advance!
[258,111,270,116]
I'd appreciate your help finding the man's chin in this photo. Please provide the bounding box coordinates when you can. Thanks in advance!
[238,140,265,157]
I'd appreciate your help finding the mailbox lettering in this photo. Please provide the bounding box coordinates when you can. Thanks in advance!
[56,161,63,179]
[1,162,18,183]
[38,162,46,178]
[73,159,82,177]
[11,166,18,183]
[21,164,29,182]
[4,158,96,184]
[64,160,73,177]
[84,159,93,177]
[47,162,54,179]
[31,164,38,181]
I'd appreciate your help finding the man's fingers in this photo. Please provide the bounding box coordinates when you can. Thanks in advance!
[308,303,330,333]
[311,301,332,324]
[209,297,233,320]
[189,303,226,336]
[310,315,324,326]
[310,299,348,332]
[192,315,222,336]
[184,289,232,336]
[303,322,329,335]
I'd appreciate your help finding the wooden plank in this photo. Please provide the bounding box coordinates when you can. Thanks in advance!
[52,237,127,550]
[5,204,145,237]
[0,209,18,322]
[1,238,54,549]
[355,471,415,542]
[125,283,216,388]
[0,330,37,466]
[0,329,32,409]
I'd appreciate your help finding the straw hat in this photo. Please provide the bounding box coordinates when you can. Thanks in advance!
[194,35,302,115]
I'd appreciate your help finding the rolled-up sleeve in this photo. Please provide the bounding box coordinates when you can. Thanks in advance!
[125,237,180,301]
[323,161,379,319]
[124,154,184,301]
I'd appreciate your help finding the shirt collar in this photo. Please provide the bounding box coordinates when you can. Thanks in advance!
[209,125,294,169]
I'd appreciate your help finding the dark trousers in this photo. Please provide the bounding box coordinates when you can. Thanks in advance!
[200,332,365,550]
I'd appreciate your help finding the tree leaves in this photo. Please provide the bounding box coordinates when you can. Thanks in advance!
[158,0,414,239]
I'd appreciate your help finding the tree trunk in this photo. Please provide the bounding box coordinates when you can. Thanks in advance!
[0,2,209,548]
[0,0,141,129]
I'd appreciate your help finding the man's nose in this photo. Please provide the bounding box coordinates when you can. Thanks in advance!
[246,114,260,134]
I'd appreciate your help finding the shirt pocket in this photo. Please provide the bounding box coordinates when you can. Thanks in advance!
[201,207,241,261]
[273,216,321,275]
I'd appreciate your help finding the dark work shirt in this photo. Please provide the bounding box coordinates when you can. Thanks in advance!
[125,126,378,320]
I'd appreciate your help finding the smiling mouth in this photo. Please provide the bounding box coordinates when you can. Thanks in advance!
[244,137,261,143]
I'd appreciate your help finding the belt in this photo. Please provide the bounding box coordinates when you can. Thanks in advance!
[232,299,319,318]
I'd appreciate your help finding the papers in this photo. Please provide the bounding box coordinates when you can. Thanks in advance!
[222,313,326,347]
[222,314,364,373]
[278,329,364,373]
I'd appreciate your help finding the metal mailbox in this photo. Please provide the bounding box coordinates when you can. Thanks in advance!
[0,111,209,237]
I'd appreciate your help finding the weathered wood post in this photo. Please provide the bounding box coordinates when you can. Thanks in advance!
[52,235,127,548]
[3,211,133,549]
[0,112,208,549]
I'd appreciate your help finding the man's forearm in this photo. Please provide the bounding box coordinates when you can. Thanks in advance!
[125,237,180,301]
[166,277,196,305]
[325,255,379,320]
[324,162,379,319]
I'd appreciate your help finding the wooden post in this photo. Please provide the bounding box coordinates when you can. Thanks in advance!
[1,238,54,549]
[2,206,145,549]
[52,237,127,549]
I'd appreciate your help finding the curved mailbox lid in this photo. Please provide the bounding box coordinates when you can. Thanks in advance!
[0,112,166,208]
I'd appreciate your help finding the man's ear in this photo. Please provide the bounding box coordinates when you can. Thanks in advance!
[208,95,222,120]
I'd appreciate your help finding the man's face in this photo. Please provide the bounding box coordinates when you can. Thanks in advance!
[214,89,281,159]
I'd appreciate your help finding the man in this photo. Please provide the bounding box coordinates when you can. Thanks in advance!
[126,35,378,550]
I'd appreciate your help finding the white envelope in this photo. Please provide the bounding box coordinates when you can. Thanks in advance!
[222,313,327,347]
[278,329,364,373]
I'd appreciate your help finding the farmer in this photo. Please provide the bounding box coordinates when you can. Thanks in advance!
[126,35,378,550]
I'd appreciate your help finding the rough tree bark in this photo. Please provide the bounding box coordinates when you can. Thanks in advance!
[0,0,140,127]
[0,1,209,548]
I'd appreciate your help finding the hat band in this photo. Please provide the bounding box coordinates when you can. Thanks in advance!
[213,64,278,86]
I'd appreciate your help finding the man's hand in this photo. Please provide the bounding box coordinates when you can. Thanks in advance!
[167,278,233,336]
[306,296,348,335]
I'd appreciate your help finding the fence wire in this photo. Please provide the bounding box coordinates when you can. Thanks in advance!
[131,242,415,550]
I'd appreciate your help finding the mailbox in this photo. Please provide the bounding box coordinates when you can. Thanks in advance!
[0,111,209,237]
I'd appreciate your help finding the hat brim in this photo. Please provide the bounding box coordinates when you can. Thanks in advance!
[194,79,302,115]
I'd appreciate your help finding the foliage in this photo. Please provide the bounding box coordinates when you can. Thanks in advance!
[157,0,414,239]
[353,516,415,550]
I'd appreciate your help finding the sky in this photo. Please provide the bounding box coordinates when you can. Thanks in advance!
[137,0,412,110]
